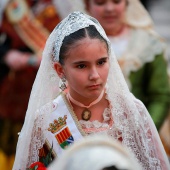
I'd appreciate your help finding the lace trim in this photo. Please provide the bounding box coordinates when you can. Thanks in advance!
[27,101,55,167]
[79,108,113,134]
[52,12,109,62]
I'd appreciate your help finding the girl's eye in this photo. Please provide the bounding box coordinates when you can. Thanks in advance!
[97,59,107,65]
[94,0,122,5]
[113,0,122,4]
[94,0,106,5]
[77,64,86,69]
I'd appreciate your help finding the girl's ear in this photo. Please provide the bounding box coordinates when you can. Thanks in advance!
[54,62,64,78]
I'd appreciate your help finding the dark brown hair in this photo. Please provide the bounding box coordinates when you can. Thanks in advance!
[59,25,108,65]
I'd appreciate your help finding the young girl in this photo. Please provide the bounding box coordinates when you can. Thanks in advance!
[12,11,170,170]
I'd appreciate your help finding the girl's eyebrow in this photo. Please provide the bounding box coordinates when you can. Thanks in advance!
[72,57,108,64]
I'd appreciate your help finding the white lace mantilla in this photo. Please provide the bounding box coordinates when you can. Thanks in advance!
[51,12,109,62]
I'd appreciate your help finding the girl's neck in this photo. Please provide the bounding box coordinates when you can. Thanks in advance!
[67,90,105,108]
[107,24,129,37]
[66,91,108,121]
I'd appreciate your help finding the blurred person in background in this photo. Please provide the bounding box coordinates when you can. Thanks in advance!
[147,0,170,159]
[83,0,170,131]
[0,0,84,169]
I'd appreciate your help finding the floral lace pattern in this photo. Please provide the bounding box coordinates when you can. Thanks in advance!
[79,108,112,134]
[52,11,109,62]
[27,101,55,168]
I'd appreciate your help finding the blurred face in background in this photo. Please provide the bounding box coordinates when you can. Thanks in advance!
[85,0,127,35]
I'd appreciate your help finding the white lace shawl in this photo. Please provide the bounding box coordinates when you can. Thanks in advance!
[12,11,170,170]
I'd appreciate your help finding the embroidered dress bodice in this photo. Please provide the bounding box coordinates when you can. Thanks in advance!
[66,92,113,134]
[79,108,112,134]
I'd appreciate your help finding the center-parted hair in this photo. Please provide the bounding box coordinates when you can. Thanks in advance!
[59,25,108,65]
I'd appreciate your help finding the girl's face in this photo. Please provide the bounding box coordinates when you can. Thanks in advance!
[87,0,127,35]
[55,37,109,104]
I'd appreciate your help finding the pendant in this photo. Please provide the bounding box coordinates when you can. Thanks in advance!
[81,109,91,121]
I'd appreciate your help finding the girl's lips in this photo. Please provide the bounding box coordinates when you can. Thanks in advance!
[103,16,117,22]
[88,84,101,89]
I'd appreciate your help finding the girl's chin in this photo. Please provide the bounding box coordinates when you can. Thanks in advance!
[88,89,104,96]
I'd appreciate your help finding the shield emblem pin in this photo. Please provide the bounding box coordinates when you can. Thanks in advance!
[55,126,74,149]
[48,115,74,149]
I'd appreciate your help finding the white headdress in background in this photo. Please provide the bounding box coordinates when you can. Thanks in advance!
[125,0,153,29]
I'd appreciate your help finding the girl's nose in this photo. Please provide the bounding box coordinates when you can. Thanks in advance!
[105,1,115,11]
[89,67,100,80]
